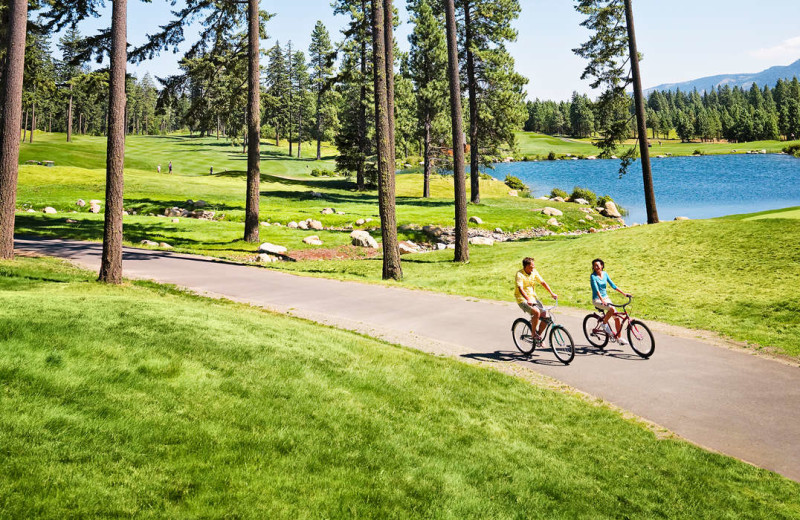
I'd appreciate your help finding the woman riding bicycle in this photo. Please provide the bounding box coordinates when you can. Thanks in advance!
[590,258,631,345]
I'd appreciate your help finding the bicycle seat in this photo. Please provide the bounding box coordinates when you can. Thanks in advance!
[594,306,607,313]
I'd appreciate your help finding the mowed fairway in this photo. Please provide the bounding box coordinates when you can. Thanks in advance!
[1,256,798,518]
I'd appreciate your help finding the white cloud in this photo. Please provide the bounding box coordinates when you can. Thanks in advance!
[750,36,800,60]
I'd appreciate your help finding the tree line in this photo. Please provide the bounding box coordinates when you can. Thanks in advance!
[525,78,800,143]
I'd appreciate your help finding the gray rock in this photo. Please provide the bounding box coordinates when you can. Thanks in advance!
[140,240,158,246]
[546,217,560,226]
[542,207,563,217]
[469,216,483,225]
[551,196,566,203]
[494,227,503,233]
[336,211,346,215]
[574,198,590,205]
[43,207,57,214]
[257,253,277,263]
[303,235,323,245]
[398,241,420,254]
[308,220,324,231]
[355,218,366,226]
[422,225,444,238]
[321,208,335,215]
[76,199,86,207]
[259,242,288,255]
[171,218,180,223]
[66,218,78,223]
[298,220,309,230]
[272,222,282,227]
[26,208,36,213]
[194,200,207,208]
[350,230,379,249]
[287,221,299,229]
[89,199,102,205]
[674,216,690,221]
[89,204,101,214]
[602,201,622,218]
[261,221,271,226]
[469,236,494,246]
[585,215,594,221]
[159,242,173,249]
[436,243,447,250]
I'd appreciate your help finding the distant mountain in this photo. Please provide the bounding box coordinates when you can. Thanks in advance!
[644,58,800,94]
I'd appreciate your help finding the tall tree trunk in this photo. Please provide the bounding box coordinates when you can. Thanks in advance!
[29,102,35,143]
[444,0,468,262]
[0,0,28,260]
[463,2,480,204]
[357,0,368,191]
[22,109,27,142]
[243,0,261,243]
[48,113,51,133]
[423,116,431,198]
[384,0,395,174]
[216,114,220,140]
[623,0,658,224]
[315,90,322,160]
[99,0,127,284]
[275,124,279,146]
[297,110,302,158]
[372,0,402,280]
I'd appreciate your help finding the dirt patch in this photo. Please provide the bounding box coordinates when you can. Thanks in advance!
[288,245,382,261]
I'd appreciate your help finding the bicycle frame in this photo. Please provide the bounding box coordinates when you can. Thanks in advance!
[592,298,633,340]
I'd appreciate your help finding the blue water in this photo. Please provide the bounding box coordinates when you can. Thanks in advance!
[485,154,800,224]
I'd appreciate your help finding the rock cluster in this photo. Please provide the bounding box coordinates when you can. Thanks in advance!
[350,230,379,249]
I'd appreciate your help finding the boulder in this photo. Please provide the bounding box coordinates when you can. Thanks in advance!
[446,244,455,249]
[546,218,560,226]
[350,230,379,249]
[355,218,366,226]
[287,221,299,229]
[422,225,444,238]
[551,196,566,203]
[578,219,586,224]
[602,201,622,218]
[89,204,101,214]
[308,220,324,231]
[589,228,598,233]
[365,218,373,223]
[192,210,215,219]
[336,211,345,215]
[171,218,180,223]
[321,208,335,215]
[272,222,282,227]
[26,208,36,213]
[469,216,483,225]
[259,242,288,255]
[140,240,158,246]
[507,190,518,197]
[89,199,102,205]
[574,198,590,205]
[257,253,277,263]
[585,215,594,221]
[436,243,447,250]
[123,211,129,216]
[469,236,494,246]
[66,219,78,223]
[43,207,57,214]
[494,228,503,233]
[298,220,309,230]
[76,199,86,207]
[303,235,323,245]
[159,242,173,249]
[194,200,207,208]
[261,222,271,227]
[674,216,690,221]
[542,207,563,217]
[398,240,420,254]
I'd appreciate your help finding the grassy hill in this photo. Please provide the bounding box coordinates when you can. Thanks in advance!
[1,255,798,518]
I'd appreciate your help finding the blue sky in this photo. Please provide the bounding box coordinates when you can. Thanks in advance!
[62,0,800,101]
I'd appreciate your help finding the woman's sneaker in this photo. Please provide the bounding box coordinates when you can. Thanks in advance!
[603,323,614,340]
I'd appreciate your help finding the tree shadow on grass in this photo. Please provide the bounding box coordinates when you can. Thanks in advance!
[124,197,244,213]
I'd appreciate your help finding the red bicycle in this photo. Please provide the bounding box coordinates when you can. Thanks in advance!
[582,296,655,358]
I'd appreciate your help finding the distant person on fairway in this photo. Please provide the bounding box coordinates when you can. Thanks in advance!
[157,164,161,174]
[209,166,213,176]
[168,161,173,174]
[515,257,558,340]
[590,258,632,345]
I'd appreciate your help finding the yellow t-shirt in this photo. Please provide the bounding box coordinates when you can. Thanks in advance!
[514,268,545,303]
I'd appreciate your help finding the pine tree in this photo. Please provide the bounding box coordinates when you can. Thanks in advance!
[290,50,311,158]
[308,21,336,160]
[265,42,290,147]
[407,0,448,197]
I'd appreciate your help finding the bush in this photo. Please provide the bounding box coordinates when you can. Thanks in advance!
[547,151,557,161]
[783,144,800,158]
[693,149,704,156]
[479,172,493,181]
[570,186,597,206]
[504,175,528,192]
[310,168,337,177]
[549,188,568,199]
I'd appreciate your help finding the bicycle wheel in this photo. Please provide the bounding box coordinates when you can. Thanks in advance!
[512,318,536,355]
[628,320,655,358]
[582,314,609,349]
[550,325,575,365]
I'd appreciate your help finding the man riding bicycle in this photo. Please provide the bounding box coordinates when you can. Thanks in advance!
[515,257,558,340]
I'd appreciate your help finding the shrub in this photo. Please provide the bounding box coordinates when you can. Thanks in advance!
[570,186,597,206]
[783,144,800,158]
[504,175,528,192]
[479,172,493,181]
[547,151,557,161]
[310,168,336,177]
[693,149,704,156]
[549,188,568,199]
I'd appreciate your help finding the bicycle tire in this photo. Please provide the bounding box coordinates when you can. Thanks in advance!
[582,314,609,349]
[628,320,655,358]
[550,325,575,365]
[512,318,536,356]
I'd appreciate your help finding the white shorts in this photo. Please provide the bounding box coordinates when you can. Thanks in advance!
[518,300,545,315]
[593,298,616,312]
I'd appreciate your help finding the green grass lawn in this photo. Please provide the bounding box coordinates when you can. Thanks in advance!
[1,256,798,518]
[515,131,800,159]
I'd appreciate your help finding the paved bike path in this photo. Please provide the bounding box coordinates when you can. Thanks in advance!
[15,237,800,482]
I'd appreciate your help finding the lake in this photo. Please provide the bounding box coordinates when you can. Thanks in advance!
[485,154,800,224]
